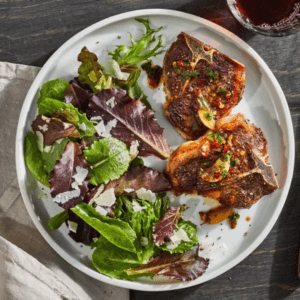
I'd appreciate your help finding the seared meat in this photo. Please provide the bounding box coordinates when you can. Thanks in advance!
[163,33,246,140]
[165,114,278,208]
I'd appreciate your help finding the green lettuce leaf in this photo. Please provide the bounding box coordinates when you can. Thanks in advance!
[37,79,70,106]
[92,236,152,280]
[109,18,164,66]
[41,138,69,173]
[24,131,50,186]
[159,219,199,254]
[78,46,112,93]
[38,98,95,137]
[83,137,131,185]
[115,194,170,263]
[48,210,69,230]
[71,202,137,253]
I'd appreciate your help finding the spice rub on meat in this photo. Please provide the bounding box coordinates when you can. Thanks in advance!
[163,32,246,140]
[165,114,278,208]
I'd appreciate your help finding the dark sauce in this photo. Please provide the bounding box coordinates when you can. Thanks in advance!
[141,61,163,89]
[236,0,299,26]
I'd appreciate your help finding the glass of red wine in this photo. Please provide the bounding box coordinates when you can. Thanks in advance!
[227,0,300,36]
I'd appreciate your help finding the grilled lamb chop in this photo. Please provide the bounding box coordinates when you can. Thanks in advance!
[165,114,278,208]
[163,32,246,140]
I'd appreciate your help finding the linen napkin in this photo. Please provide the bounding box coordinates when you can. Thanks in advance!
[0,62,129,300]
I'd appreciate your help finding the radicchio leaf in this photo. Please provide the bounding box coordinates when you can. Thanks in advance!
[49,141,90,209]
[153,206,185,246]
[32,115,80,145]
[104,165,171,195]
[86,88,172,159]
[125,245,209,281]
[64,78,93,112]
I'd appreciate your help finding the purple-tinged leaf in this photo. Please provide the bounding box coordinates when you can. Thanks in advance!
[153,206,185,246]
[104,165,171,195]
[32,115,80,145]
[49,141,90,209]
[64,78,93,112]
[68,210,99,246]
[86,88,172,159]
[125,245,209,281]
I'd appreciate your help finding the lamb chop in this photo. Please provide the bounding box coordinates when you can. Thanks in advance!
[165,114,278,208]
[163,32,246,140]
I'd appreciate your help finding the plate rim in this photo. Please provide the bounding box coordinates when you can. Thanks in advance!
[15,8,295,291]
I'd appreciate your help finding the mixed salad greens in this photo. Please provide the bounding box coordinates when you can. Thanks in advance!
[24,18,209,282]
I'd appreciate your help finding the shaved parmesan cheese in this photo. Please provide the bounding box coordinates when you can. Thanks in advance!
[94,119,117,138]
[198,237,228,259]
[94,188,116,207]
[78,123,87,131]
[124,188,134,193]
[106,96,115,109]
[90,116,103,121]
[68,221,78,233]
[109,59,130,80]
[56,138,64,144]
[129,140,139,157]
[43,145,52,153]
[53,189,81,204]
[132,200,146,212]
[38,124,48,132]
[95,205,108,216]
[63,122,72,129]
[88,184,104,205]
[136,188,156,202]
[71,166,88,189]
[166,227,190,250]
[140,237,149,246]
[36,131,44,152]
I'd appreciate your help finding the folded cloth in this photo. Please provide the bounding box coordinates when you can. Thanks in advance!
[0,62,129,300]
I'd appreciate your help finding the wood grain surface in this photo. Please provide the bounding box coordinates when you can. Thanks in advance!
[1,1,300,299]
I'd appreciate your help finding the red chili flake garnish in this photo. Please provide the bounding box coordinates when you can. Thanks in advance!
[211,141,221,149]
[214,172,221,179]
[229,168,236,174]
[211,100,219,107]
[216,97,221,101]
[246,216,251,222]
[226,93,231,99]
[207,96,212,101]
[233,151,238,156]
[177,61,185,68]
[233,139,238,146]
[223,144,231,153]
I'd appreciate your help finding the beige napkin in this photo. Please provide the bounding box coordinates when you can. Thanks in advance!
[0,62,129,300]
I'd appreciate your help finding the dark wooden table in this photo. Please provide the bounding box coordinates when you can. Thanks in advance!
[1,1,300,299]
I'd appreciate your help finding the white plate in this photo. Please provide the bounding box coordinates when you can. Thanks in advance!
[16,9,294,291]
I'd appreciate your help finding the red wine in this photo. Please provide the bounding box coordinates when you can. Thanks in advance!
[236,0,300,27]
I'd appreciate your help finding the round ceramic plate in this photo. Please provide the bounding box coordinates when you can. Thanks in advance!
[16,9,294,291]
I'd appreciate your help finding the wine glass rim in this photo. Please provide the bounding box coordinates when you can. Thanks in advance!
[227,0,300,37]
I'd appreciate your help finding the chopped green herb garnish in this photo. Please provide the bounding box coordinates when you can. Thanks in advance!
[221,170,228,178]
[219,163,225,169]
[231,212,240,223]
[174,64,181,73]
[205,66,218,82]
[203,162,210,166]
[190,70,199,77]
[204,112,213,121]
[226,153,233,161]
[230,159,237,167]
[216,87,229,95]
[192,123,197,131]
[184,73,191,80]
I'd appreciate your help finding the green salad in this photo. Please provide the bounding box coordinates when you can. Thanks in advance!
[24,18,209,282]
